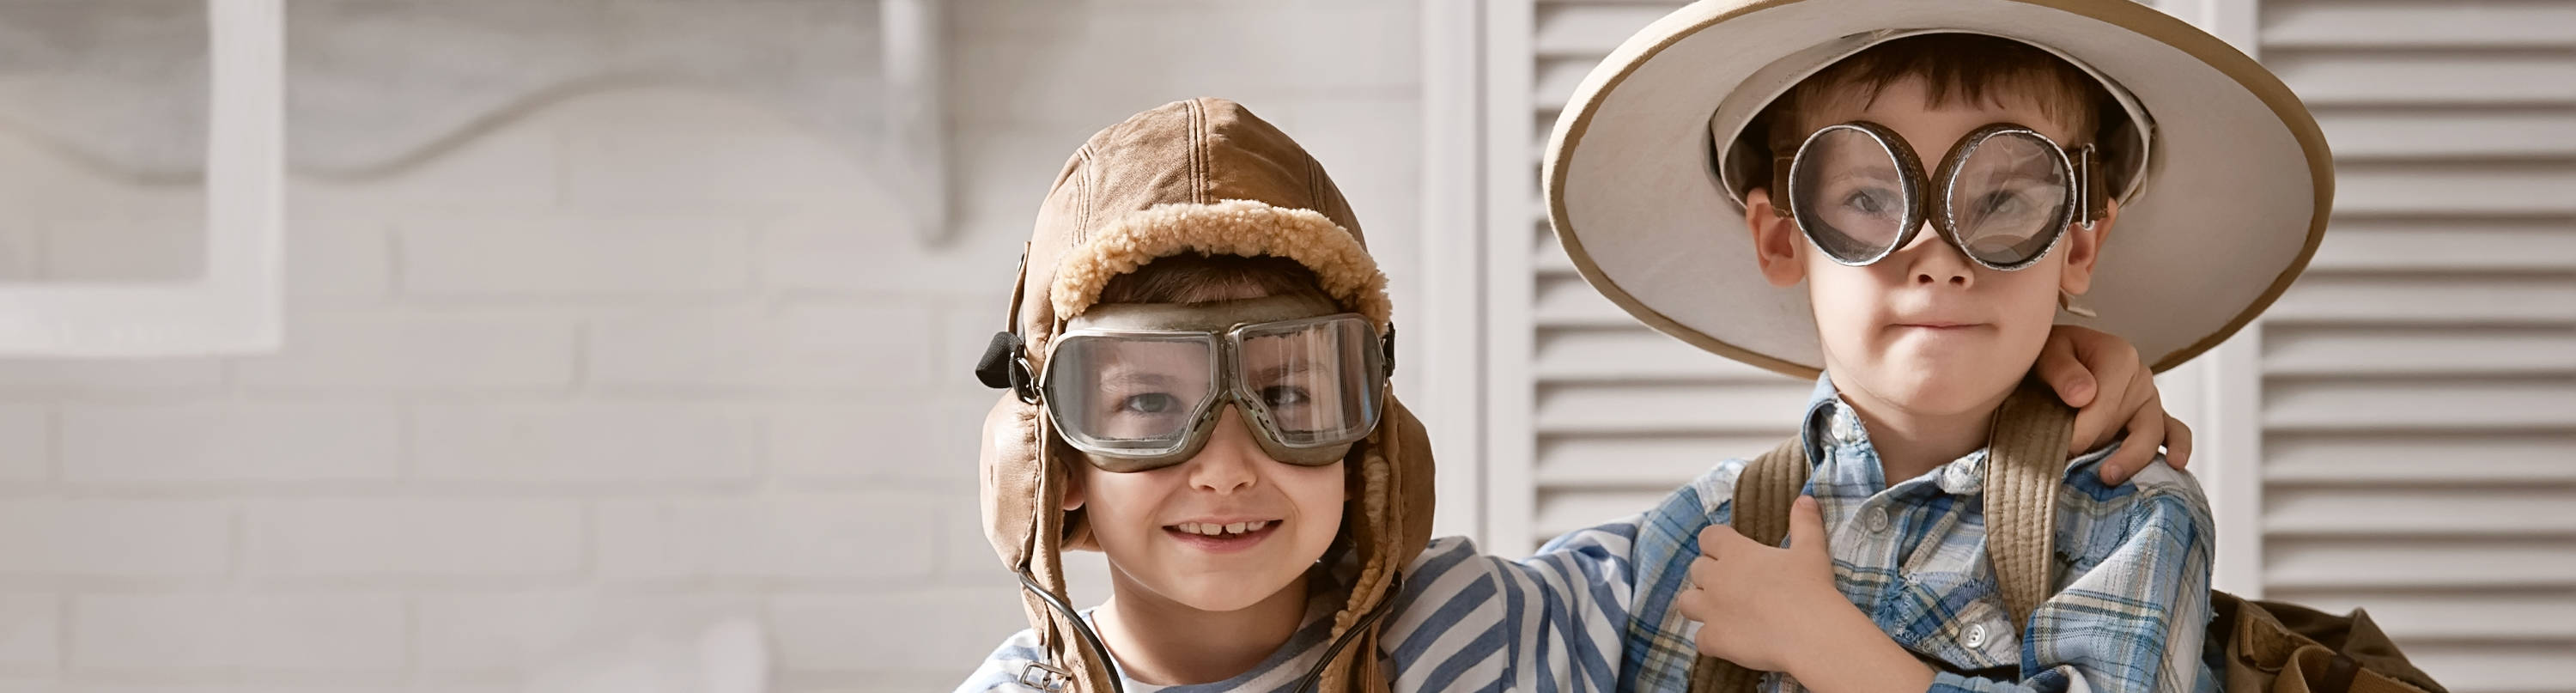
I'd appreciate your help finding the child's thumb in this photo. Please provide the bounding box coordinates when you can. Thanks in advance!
[1788,495,1827,552]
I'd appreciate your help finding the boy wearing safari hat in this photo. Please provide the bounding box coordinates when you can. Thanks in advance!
[955,96,2190,693]
[1545,0,2331,691]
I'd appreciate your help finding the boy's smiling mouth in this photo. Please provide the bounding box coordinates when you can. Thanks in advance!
[1163,519,1283,553]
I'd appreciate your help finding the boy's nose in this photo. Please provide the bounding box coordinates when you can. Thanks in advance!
[1904,223,1975,289]
[1184,404,1264,494]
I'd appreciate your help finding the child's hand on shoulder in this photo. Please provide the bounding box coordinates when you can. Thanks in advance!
[1676,495,1845,671]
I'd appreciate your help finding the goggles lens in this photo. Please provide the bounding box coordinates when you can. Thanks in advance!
[1236,316,1383,448]
[1042,334,1217,459]
[1942,130,2073,268]
[1790,125,1918,264]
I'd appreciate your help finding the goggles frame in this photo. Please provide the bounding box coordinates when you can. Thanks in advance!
[1770,120,2107,272]
[1036,298,1392,472]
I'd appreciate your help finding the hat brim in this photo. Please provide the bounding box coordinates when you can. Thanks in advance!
[1544,0,2332,378]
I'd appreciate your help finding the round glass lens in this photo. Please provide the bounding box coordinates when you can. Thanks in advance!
[1944,131,2073,267]
[1791,126,1917,264]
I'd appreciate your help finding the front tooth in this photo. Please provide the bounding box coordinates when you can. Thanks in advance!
[1200,524,1224,536]
[1226,522,1248,534]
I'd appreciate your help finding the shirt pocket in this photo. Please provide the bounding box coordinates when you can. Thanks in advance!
[1877,569,2025,676]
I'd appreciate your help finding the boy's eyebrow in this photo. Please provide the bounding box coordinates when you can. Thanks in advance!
[1826,167,1903,183]
[1097,366,1183,387]
[1248,360,1319,383]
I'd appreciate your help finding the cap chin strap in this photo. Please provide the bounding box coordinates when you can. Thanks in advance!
[1293,574,1400,693]
[1015,568,1126,693]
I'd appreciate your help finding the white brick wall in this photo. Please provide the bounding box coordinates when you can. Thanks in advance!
[0,1,1423,690]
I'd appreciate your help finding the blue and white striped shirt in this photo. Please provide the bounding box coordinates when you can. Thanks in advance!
[1621,375,2220,693]
[959,527,1640,692]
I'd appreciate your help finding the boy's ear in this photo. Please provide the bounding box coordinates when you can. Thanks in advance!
[1745,187,1806,287]
[2058,198,2118,295]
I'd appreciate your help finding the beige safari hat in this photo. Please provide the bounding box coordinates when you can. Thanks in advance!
[1544,0,2334,377]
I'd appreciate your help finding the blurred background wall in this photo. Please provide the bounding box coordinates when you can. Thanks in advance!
[0,0,2567,691]
[0,1,1419,690]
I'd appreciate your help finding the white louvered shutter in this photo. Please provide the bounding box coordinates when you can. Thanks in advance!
[2247,0,2576,686]
[1487,0,2576,688]
[1507,0,1819,555]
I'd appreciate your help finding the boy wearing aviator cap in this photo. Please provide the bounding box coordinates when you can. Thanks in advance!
[1546,1,2336,692]
[959,97,2191,693]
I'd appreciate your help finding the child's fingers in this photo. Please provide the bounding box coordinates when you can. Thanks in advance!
[2164,415,2194,470]
[2101,391,2166,483]
[2033,331,2100,409]
[1698,524,1750,556]
[1688,556,1718,586]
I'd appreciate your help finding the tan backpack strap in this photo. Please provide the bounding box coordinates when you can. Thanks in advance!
[1733,438,1812,547]
[1983,379,2077,628]
[1687,437,1812,693]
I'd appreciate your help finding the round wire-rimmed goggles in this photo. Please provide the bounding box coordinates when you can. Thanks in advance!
[1036,293,1391,473]
[1771,121,2109,271]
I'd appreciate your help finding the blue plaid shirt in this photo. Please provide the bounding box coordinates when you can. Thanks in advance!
[1620,375,2219,693]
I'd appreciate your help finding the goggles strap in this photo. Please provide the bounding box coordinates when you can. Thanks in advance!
[1768,154,1795,218]
[975,248,1043,403]
[2078,145,2109,228]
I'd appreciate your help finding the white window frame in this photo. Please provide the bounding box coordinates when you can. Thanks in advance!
[0,0,283,357]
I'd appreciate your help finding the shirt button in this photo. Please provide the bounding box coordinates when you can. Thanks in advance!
[1865,506,1893,533]
[1964,623,1989,648]
[1832,405,1863,445]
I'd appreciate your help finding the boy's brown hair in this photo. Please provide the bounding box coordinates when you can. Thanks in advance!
[1097,252,1331,305]
[1756,33,2117,160]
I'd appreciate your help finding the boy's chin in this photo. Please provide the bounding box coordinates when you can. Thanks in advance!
[1850,364,2022,416]
[1150,576,1303,613]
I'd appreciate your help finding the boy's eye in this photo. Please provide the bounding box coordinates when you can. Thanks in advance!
[1840,188,1902,216]
[1259,386,1309,408]
[1120,392,1182,414]
[1975,191,2025,215]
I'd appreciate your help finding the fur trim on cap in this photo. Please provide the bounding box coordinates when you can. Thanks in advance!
[1050,199,1394,327]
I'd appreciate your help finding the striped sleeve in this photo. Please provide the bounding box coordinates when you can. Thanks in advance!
[1379,524,1639,693]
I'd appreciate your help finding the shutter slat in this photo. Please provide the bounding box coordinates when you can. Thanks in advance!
[1534,3,1680,57]
[1537,434,1794,488]
[2262,0,2576,49]
[2266,538,2576,588]
[1537,328,1786,381]
[1534,382,1811,434]
[2307,219,2576,272]
[2266,432,2576,484]
[2264,486,2576,536]
[1534,490,1671,538]
[2333,161,2576,216]
[1534,274,1651,328]
[2263,325,2576,376]
[2265,378,2576,430]
[2264,273,2576,325]
[2318,107,2576,160]
[2269,50,2576,106]
[1534,58,1593,113]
